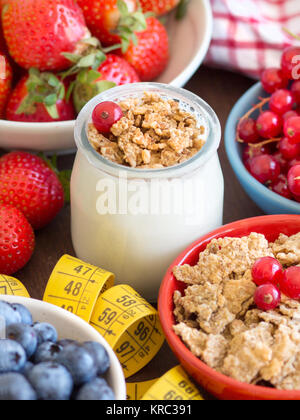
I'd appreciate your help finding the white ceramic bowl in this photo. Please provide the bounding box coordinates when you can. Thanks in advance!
[0,295,126,400]
[0,0,212,152]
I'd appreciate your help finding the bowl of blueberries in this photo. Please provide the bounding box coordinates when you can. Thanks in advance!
[0,296,126,401]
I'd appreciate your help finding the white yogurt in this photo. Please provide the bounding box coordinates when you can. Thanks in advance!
[71,83,224,302]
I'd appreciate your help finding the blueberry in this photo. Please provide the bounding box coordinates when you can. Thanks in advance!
[0,373,37,400]
[82,341,110,376]
[27,362,73,401]
[0,301,22,326]
[22,361,34,378]
[33,323,58,345]
[34,341,63,364]
[0,339,26,373]
[56,343,97,385]
[76,378,115,401]
[6,323,38,358]
[10,304,33,326]
[57,339,75,348]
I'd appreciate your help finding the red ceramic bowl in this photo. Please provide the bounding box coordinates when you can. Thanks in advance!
[158,215,300,400]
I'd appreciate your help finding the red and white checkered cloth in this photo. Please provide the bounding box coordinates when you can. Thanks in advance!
[206,0,300,79]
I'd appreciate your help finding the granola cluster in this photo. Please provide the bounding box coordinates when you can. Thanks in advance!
[173,232,300,390]
[88,93,205,169]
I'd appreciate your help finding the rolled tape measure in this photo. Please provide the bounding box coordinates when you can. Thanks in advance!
[0,255,203,400]
[90,285,165,379]
[126,379,157,401]
[43,255,115,323]
[0,274,30,298]
[141,366,203,401]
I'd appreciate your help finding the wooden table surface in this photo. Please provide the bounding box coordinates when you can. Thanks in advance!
[1,66,265,397]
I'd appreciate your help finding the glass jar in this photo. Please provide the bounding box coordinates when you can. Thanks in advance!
[71,83,224,302]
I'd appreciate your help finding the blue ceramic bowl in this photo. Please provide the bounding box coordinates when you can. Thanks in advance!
[225,81,300,215]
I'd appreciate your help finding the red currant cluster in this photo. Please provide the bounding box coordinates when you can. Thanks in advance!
[252,256,300,311]
[237,46,300,201]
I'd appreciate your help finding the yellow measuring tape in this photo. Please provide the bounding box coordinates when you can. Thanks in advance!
[141,366,203,401]
[0,274,30,298]
[0,255,203,401]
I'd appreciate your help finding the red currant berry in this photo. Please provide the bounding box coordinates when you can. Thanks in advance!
[283,110,299,124]
[281,46,300,80]
[92,101,123,134]
[288,157,300,171]
[280,266,300,300]
[252,257,283,287]
[291,81,300,104]
[270,174,293,199]
[243,145,269,170]
[261,68,289,94]
[272,151,289,174]
[238,118,259,144]
[256,111,282,139]
[249,154,280,184]
[284,116,300,144]
[288,164,300,196]
[269,89,295,116]
[279,136,300,160]
[254,284,281,311]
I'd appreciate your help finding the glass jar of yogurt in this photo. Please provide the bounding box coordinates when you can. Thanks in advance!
[72,83,224,302]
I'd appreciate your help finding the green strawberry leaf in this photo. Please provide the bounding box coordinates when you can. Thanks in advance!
[62,52,82,64]
[176,0,191,20]
[17,69,67,119]
[116,0,148,53]
[45,104,59,119]
[44,94,58,106]
[58,170,72,204]
[38,153,71,204]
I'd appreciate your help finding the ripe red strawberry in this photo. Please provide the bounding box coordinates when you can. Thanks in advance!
[2,0,89,71]
[122,17,169,81]
[0,53,12,118]
[6,69,75,122]
[139,0,180,15]
[72,53,140,112]
[0,152,65,230]
[0,204,35,275]
[76,0,146,49]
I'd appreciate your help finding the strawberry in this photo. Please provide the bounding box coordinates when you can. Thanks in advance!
[76,0,147,50]
[2,0,90,71]
[0,204,35,275]
[122,17,169,81]
[6,69,75,122]
[0,53,12,119]
[0,152,65,230]
[70,53,140,113]
[139,0,180,15]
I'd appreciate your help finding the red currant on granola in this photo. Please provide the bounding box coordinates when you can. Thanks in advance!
[280,266,300,300]
[252,257,283,287]
[92,101,123,135]
[254,284,281,311]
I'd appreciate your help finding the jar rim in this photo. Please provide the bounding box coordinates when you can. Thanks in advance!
[74,83,221,179]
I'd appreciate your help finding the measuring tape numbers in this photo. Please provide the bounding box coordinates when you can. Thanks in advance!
[0,256,203,401]
[90,284,165,379]
[0,274,30,298]
[142,366,203,401]
[43,255,115,322]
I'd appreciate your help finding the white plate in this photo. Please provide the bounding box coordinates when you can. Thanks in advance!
[0,0,212,152]
[0,295,127,400]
